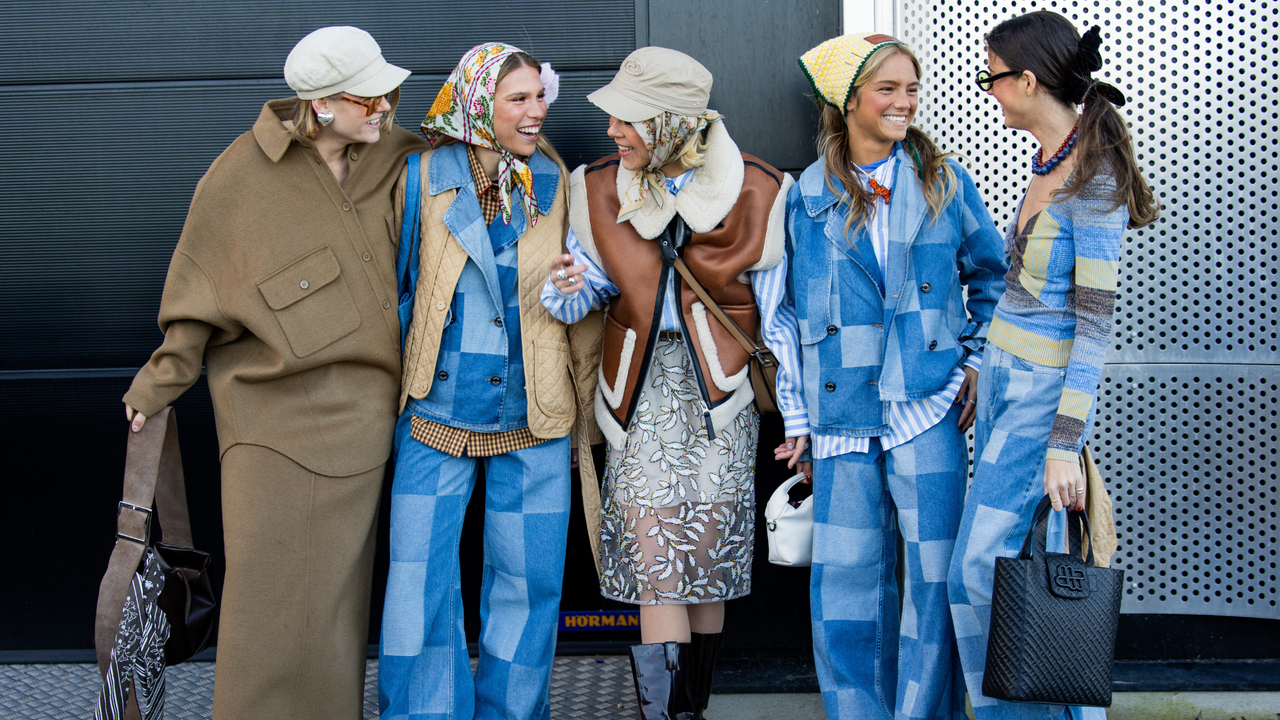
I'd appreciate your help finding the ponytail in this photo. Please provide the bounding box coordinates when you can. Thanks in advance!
[987,12,1159,228]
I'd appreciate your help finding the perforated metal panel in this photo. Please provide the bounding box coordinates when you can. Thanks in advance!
[897,0,1278,619]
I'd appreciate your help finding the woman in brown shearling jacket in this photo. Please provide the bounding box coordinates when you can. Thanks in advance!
[121,27,426,719]
[542,47,794,720]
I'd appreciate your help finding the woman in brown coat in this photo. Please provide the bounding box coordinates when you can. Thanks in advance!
[122,26,426,718]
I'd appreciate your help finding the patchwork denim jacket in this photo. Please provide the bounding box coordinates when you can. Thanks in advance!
[408,142,561,432]
[786,147,1007,436]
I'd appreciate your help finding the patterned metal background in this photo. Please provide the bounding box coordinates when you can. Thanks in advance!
[895,0,1278,618]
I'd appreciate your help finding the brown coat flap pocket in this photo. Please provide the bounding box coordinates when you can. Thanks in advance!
[257,246,342,310]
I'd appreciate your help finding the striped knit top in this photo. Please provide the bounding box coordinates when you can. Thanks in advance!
[988,172,1130,462]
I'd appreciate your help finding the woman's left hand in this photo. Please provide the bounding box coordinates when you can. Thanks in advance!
[955,366,979,431]
[774,435,809,472]
[1044,457,1085,512]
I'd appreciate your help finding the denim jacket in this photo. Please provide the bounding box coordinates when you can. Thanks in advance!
[785,147,1006,436]
[406,142,564,432]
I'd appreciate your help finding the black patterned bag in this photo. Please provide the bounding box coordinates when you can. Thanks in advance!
[983,496,1124,707]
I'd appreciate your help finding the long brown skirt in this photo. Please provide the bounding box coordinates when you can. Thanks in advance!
[213,444,383,720]
[598,337,758,605]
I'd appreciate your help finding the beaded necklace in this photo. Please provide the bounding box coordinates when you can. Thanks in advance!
[1031,120,1080,176]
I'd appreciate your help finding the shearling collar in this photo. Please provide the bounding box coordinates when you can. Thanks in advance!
[615,119,745,239]
[253,99,299,164]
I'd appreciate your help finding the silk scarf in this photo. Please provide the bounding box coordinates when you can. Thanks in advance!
[422,42,539,226]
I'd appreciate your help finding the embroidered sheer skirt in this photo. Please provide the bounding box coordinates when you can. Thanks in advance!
[598,336,758,605]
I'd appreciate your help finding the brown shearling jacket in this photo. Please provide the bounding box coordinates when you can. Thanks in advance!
[123,99,428,477]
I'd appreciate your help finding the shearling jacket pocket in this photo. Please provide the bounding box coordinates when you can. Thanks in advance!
[257,245,361,358]
[531,338,574,419]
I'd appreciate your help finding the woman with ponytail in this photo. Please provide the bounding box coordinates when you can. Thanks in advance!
[947,11,1158,719]
[776,34,1007,720]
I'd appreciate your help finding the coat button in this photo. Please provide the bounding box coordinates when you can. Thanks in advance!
[342,202,351,212]
[362,252,371,261]
[928,340,937,350]
[438,371,448,381]
[920,282,931,293]
[437,302,446,310]
[299,280,309,289]
[826,325,838,336]
[825,381,836,392]
[493,317,504,328]
[383,301,391,309]
[349,151,358,161]
[490,376,502,386]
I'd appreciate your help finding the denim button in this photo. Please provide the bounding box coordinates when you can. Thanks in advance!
[826,325,838,336]
[490,376,502,386]
[929,340,937,350]
[825,381,836,392]
[438,371,448,381]
[493,317,504,328]
[920,282,931,293]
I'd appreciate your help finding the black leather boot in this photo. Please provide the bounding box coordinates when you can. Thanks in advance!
[686,632,724,720]
[629,642,691,720]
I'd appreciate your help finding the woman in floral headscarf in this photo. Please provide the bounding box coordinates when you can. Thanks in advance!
[377,42,589,720]
[541,47,794,720]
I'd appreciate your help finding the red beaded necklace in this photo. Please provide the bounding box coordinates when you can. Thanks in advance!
[1031,120,1080,176]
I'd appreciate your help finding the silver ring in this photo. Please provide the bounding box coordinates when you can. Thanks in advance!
[555,269,567,281]
[567,275,575,284]
[1075,487,1086,493]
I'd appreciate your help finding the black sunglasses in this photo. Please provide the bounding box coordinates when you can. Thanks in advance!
[975,68,1024,91]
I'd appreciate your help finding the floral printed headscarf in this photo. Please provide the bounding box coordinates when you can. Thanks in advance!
[616,109,722,225]
[422,42,539,226]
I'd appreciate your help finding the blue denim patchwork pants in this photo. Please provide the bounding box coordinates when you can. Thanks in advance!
[947,345,1103,720]
[379,411,571,720]
[811,403,967,720]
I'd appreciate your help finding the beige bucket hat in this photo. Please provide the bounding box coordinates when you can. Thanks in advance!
[284,26,410,100]
[587,46,712,122]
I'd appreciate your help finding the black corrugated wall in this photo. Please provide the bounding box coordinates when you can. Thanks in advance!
[0,0,841,653]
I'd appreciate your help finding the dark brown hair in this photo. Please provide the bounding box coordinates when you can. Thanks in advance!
[816,43,956,234]
[289,87,402,144]
[986,11,1159,228]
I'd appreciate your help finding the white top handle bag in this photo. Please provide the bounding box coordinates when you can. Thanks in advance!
[764,473,813,567]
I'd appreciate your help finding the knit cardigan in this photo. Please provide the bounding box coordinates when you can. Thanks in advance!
[987,173,1130,461]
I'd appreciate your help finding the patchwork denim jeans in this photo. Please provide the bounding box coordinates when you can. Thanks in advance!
[810,403,968,720]
[379,410,571,720]
[947,345,1103,720]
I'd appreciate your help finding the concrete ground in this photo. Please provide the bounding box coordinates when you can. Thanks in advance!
[3,659,1277,719]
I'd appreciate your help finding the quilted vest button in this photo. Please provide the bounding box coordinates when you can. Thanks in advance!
[825,381,836,392]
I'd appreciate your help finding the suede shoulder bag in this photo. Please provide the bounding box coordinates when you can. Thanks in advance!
[95,407,217,717]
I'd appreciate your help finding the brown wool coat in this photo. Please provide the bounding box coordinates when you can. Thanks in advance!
[124,99,429,477]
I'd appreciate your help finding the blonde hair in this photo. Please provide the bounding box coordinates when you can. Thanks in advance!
[289,87,402,144]
[817,43,957,234]
[675,126,711,170]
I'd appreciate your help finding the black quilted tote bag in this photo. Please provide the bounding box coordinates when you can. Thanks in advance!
[983,496,1124,707]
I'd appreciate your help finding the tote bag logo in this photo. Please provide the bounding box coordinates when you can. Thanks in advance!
[1053,564,1087,593]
